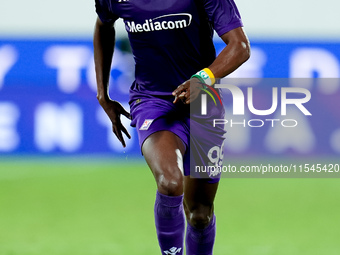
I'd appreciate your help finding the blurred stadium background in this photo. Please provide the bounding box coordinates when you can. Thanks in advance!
[0,0,339,254]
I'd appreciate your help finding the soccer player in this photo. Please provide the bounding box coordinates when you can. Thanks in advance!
[93,0,250,254]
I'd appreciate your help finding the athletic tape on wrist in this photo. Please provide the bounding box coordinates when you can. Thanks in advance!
[191,68,215,86]
[191,74,205,84]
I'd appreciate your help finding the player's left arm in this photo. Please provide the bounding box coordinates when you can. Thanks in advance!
[208,27,250,79]
[173,26,250,104]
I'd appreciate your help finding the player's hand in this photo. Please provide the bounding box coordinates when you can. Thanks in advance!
[99,99,131,148]
[172,77,203,104]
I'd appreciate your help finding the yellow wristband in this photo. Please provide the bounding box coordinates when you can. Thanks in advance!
[194,68,215,86]
[202,68,215,85]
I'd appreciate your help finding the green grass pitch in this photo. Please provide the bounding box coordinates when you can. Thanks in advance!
[0,157,339,255]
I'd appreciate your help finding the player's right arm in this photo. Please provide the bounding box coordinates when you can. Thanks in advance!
[93,17,131,147]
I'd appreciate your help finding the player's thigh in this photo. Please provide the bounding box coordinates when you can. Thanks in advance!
[142,130,186,195]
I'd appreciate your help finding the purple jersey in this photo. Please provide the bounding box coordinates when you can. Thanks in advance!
[95,0,243,101]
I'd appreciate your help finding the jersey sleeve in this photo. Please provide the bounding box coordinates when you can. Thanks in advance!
[202,0,243,37]
[95,0,119,24]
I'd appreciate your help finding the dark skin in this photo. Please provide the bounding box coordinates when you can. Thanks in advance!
[94,17,250,228]
[173,26,250,104]
[94,18,131,148]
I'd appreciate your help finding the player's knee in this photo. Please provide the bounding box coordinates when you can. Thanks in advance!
[156,169,183,196]
[187,206,213,229]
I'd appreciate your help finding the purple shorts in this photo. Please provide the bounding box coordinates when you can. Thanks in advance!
[130,94,226,183]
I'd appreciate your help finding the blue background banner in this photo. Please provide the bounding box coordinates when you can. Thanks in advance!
[0,39,339,155]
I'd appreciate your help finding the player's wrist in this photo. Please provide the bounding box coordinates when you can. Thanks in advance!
[191,68,215,86]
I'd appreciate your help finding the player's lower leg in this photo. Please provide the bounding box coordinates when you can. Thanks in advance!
[154,191,185,255]
[185,213,216,255]
[183,178,219,255]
